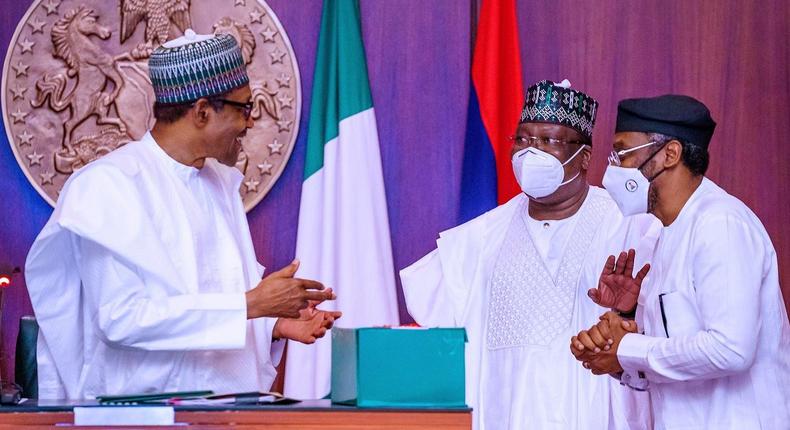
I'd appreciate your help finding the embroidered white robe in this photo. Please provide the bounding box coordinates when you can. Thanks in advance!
[25,132,283,399]
[401,187,660,429]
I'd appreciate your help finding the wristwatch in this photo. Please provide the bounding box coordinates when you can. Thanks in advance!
[617,306,637,319]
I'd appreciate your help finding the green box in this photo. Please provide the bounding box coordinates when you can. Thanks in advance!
[331,327,467,408]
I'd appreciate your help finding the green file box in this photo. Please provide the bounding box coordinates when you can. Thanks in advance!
[331,327,467,408]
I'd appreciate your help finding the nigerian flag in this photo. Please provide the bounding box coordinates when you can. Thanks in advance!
[283,0,400,398]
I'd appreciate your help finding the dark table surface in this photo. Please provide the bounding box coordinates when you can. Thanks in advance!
[0,398,471,413]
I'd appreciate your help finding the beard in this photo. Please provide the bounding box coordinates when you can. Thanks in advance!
[647,183,659,214]
[643,158,663,214]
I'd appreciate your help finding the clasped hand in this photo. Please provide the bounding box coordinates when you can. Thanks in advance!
[571,249,648,375]
[273,299,342,344]
[246,259,342,344]
[570,311,637,375]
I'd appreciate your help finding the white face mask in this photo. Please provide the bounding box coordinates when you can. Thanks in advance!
[511,146,585,198]
[602,165,650,216]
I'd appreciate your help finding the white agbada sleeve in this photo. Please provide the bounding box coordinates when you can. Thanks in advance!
[618,213,765,383]
[400,197,521,327]
[78,237,247,350]
[255,263,286,366]
[400,250,458,326]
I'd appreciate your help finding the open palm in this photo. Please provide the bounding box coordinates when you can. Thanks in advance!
[588,249,650,313]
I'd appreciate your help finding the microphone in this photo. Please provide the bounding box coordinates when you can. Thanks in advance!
[0,266,18,351]
[0,273,11,328]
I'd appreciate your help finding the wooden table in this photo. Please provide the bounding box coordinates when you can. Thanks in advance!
[0,399,471,429]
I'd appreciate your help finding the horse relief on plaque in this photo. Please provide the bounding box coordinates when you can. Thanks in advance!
[2,0,301,211]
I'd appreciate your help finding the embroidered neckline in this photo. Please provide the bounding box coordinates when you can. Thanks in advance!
[486,193,612,348]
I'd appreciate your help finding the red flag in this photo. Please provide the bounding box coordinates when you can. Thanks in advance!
[471,0,524,204]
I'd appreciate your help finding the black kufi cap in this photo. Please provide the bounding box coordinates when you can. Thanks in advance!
[616,95,716,149]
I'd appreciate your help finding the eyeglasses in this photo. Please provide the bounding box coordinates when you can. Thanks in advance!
[607,140,659,166]
[214,98,254,119]
[508,135,584,147]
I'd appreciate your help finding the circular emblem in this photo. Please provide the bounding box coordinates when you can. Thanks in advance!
[2,0,301,212]
[625,179,639,192]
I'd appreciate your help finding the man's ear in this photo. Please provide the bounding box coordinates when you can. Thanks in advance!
[580,145,592,171]
[191,99,211,128]
[663,140,683,168]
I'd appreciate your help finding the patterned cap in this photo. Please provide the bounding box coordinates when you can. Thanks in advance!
[519,80,599,143]
[149,30,249,104]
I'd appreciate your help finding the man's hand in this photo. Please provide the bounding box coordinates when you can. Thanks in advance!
[587,249,649,313]
[570,311,638,375]
[273,301,342,344]
[570,321,611,372]
[245,260,336,319]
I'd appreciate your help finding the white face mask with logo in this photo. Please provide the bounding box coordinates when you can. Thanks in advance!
[602,144,666,216]
[511,145,585,198]
[602,165,651,216]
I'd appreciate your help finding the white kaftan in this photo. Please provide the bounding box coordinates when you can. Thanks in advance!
[617,178,790,429]
[25,132,283,399]
[401,187,660,429]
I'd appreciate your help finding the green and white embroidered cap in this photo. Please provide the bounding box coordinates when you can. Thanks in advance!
[520,79,599,144]
[148,29,249,105]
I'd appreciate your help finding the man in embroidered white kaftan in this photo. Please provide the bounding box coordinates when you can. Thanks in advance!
[573,95,790,429]
[400,80,659,430]
[25,31,341,399]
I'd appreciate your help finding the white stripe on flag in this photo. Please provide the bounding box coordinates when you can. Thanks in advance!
[285,108,399,399]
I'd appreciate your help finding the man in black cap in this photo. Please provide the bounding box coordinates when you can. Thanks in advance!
[570,95,790,428]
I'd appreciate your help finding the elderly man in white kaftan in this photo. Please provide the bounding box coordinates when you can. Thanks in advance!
[575,95,790,430]
[402,80,659,430]
[25,32,339,399]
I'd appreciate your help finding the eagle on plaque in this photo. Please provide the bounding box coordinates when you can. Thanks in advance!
[120,0,192,57]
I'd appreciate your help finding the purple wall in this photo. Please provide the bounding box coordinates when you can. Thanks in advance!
[1,0,788,383]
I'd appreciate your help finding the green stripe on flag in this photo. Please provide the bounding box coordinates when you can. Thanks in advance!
[303,0,374,180]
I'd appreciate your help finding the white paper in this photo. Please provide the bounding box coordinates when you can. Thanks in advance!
[74,406,175,426]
